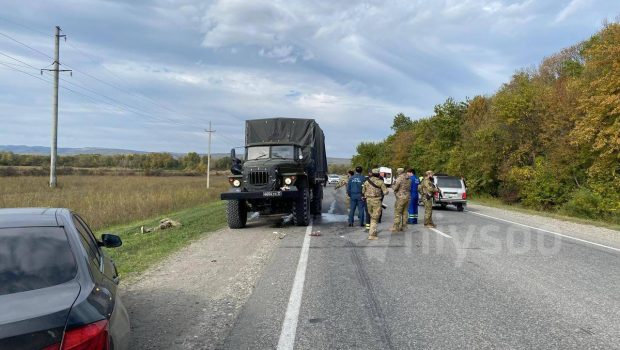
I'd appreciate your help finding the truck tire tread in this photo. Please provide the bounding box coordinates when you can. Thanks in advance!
[226,200,247,229]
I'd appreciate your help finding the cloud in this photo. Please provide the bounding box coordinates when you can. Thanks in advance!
[554,0,593,23]
[1,0,619,157]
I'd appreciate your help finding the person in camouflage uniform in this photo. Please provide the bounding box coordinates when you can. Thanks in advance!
[335,170,354,210]
[390,168,411,232]
[362,168,388,240]
[419,170,439,228]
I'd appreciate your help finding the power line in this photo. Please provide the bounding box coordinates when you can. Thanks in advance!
[0,50,41,70]
[0,25,249,144]
[0,16,49,37]
[0,31,52,59]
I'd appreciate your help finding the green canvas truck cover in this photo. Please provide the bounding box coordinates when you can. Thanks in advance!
[245,118,327,176]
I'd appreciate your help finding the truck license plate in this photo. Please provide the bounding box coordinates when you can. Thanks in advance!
[263,191,282,197]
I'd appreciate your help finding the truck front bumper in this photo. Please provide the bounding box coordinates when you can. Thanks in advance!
[221,189,300,200]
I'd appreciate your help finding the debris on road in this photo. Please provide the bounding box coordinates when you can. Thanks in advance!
[274,231,287,239]
[310,231,321,237]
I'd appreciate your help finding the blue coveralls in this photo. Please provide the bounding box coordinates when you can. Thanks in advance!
[347,174,365,225]
[408,175,420,224]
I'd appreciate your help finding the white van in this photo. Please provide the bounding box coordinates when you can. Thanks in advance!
[379,167,393,187]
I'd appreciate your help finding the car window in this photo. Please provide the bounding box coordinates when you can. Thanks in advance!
[73,216,101,265]
[0,227,77,295]
[437,177,463,188]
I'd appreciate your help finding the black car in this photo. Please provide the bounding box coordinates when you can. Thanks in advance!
[0,208,130,350]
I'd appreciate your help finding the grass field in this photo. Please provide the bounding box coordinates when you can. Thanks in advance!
[0,175,229,230]
[100,201,227,278]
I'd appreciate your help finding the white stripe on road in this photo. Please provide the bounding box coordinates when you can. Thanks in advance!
[277,221,313,350]
[468,211,620,253]
[429,227,452,239]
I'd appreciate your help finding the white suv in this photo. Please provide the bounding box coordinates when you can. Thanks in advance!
[433,175,467,211]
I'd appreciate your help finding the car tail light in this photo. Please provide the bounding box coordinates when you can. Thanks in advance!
[61,320,109,350]
[462,192,467,200]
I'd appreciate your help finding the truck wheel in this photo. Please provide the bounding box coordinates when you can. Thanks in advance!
[456,203,464,212]
[311,185,323,215]
[226,200,247,229]
[293,186,310,226]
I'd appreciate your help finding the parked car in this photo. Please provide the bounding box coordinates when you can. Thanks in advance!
[0,208,130,350]
[432,175,467,211]
[327,174,341,185]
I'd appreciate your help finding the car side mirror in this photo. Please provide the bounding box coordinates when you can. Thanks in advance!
[99,233,122,248]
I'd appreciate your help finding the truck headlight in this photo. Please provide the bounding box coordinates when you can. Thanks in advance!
[232,179,241,187]
[284,177,292,185]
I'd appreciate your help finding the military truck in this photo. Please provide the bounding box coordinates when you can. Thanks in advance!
[220,118,328,228]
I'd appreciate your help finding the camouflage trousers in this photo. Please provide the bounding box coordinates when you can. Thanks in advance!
[423,198,435,226]
[392,196,410,231]
[366,197,383,237]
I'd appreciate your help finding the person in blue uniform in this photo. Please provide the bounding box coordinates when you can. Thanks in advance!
[347,166,366,227]
[407,168,420,224]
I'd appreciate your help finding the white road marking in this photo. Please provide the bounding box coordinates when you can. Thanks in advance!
[429,227,452,239]
[277,221,313,350]
[468,211,620,253]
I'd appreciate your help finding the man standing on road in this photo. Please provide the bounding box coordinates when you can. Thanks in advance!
[391,168,411,232]
[420,170,439,228]
[407,168,420,224]
[336,170,354,212]
[347,166,365,227]
[362,168,388,240]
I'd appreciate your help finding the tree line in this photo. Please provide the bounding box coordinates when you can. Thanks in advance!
[352,23,620,223]
[0,151,233,172]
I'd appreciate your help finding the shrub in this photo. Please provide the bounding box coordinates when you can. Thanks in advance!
[560,188,605,219]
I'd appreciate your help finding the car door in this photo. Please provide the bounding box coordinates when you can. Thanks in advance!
[72,214,130,350]
[72,215,119,286]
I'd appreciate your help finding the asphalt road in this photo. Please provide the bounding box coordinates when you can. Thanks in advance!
[222,186,620,349]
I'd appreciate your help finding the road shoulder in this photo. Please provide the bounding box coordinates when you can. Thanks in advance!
[466,203,620,250]
[121,226,280,349]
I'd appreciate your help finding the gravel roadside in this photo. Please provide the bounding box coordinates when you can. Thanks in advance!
[121,225,280,349]
[466,203,620,249]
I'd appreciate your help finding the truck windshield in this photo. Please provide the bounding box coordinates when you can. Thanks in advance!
[247,146,270,160]
[247,145,295,160]
[271,145,294,159]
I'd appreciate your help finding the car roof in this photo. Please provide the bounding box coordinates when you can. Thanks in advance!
[0,208,63,228]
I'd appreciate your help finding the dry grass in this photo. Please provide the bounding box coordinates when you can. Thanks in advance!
[0,175,229,230]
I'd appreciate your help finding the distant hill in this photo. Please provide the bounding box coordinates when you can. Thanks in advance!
[327,157,351,166]
[0,145,351,163]
[0,145,151,156]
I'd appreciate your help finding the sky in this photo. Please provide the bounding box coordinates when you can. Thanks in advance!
[0,0,618,158]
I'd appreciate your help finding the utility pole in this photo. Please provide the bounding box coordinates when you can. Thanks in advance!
[42,26,71,188]
[205,122,215,188]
